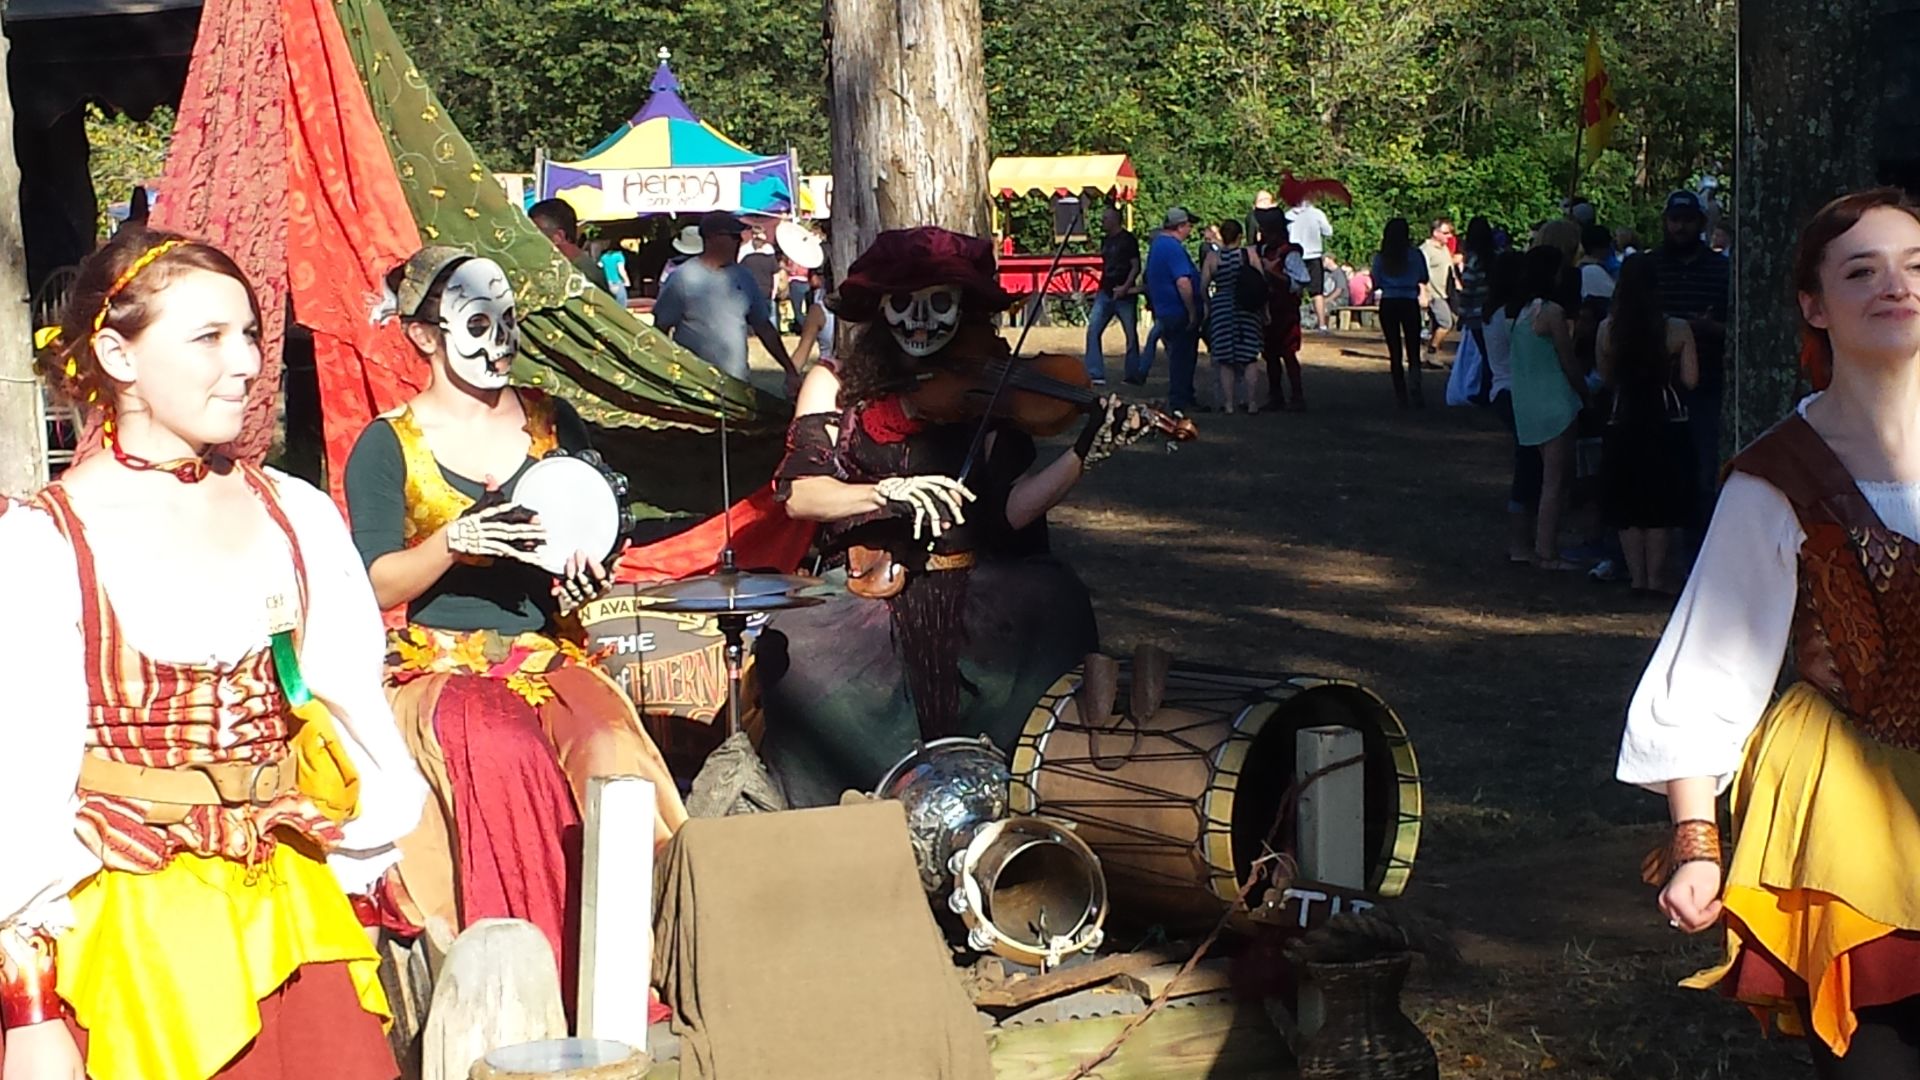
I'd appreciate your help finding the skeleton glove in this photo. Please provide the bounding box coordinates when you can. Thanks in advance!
[1074,394,1155,468]
[874,475,975,540]
[446,502,548,564]
[555,555,613,617]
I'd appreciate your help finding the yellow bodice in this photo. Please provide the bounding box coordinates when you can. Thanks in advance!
[385,387,560,546]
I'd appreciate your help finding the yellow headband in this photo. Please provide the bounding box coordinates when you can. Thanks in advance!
[91,239,188,344]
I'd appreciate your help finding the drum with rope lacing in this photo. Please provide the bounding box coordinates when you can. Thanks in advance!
[1008,655,1421,934]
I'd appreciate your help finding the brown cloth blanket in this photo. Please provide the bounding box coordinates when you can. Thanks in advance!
[653,800,992,1080]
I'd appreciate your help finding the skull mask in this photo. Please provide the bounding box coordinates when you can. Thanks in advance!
[883,286,962,359]
[438,257,519,390]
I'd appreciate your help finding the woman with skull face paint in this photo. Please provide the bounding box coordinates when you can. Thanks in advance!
[0,228,426,1080]
[756,227,1151,807]
[341,248,687,1014]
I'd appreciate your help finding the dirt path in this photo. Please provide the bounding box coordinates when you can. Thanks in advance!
[747,321,1811,1076]
[1046,325,1811,1079]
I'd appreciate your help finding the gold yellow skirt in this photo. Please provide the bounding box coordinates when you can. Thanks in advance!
[1687,682,1920,1056]
[55,842,388,1080]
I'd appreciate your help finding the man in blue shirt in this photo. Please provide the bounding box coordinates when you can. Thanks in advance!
[1144,207,1201,411]
[653,211,800,394]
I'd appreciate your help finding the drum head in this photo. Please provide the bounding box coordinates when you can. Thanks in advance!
[514,456,621,575]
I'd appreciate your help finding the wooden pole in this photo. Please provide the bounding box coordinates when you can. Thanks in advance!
[1295,726,1365,890]
[825,0,992,275]
[576,776,655,1056]
[1568,63,1586,204]
[0,3,47,498]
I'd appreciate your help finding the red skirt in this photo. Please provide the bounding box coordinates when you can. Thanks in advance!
[0,962,394,1080]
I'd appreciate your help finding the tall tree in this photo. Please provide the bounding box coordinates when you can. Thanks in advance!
[0,2,45,497]
[1730,0,1881,447]
[825,0,991,272]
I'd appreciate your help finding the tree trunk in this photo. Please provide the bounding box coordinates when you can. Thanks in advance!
[1729,0,1882,449]
[825,0,992,279]
[0,5,47,498]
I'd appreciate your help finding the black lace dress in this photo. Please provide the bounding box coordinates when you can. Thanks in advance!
[756,395,1099,807]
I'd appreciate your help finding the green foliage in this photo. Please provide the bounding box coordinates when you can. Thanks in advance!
[383,0,826,169]
[85,105,174,235]
[376,0,1730,262]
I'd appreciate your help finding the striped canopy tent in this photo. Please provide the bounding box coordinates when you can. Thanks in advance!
[989,155,1139,202]
[538,52,797,222]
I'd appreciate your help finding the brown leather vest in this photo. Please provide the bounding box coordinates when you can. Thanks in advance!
[1728,414,1920,751]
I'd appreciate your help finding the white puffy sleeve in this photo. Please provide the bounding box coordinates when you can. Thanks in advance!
[1616,471,1802,794]
[0,504,102,930]
[273,472,428,894]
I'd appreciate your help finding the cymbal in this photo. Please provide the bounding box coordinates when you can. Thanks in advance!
[634,568,821,604]
[640,592,825,614]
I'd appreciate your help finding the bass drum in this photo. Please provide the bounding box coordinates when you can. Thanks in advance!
[1009,661,1420,934]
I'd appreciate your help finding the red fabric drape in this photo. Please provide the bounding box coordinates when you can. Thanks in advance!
[134,0,292,465]
[281,0,425,505]
[614,488,816,583]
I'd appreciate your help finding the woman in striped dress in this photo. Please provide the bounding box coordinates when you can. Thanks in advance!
[0,228,426,1080]
[1202,220,1267,413]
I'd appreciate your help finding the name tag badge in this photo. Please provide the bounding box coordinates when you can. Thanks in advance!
[266,593,298,636]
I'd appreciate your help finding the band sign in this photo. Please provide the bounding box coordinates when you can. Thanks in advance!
[605,168,743,214]
[579,587,735,722]
[1250,879,1380,935]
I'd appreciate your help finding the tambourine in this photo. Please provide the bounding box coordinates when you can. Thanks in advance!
[512,449,632,575]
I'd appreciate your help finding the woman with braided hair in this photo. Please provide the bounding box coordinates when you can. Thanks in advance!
[1618,189,1920,1076]
[0,227,426,1079]
[341,247,685,1016]
[756,226,1152,807]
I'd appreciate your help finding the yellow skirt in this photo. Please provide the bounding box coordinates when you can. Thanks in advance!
[1687,682,1920,1056]
[55,842,388,1080]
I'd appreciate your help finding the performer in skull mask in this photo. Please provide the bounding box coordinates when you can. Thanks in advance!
[342,247,686,1006]
[758,227,1152,807]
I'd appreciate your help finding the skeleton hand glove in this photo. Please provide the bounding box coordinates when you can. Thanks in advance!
[1074,394,1155,467]
[874,475,975,540]
[446,502,548,564]
[554,554,613,617]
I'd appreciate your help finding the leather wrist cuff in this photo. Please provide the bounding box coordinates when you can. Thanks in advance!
[0,926,63,1029]
[1670,818,1723,868]
[1640,818,1723,887]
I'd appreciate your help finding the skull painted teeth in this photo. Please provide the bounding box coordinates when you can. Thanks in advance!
[885,285,962,358]
[439,257,520,390]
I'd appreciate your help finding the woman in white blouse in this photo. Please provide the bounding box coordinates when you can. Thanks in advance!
[0,230,424,1080]
[1618,190,1920,1076]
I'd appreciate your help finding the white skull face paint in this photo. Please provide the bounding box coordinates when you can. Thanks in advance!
[439,258,519,390]
[883,285,962,358]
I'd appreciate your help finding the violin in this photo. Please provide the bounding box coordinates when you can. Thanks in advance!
[904,333,1198,443]
[846,333,1197,601]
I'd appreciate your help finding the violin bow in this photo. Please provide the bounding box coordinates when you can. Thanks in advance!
[957,201,1087,485]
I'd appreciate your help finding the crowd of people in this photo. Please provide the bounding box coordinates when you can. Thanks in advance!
[1390,191,1728,591]
[1082,192,1335,413]
[1080,185,1729,597]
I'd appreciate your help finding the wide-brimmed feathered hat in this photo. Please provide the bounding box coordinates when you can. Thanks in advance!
[832,227,1014,322]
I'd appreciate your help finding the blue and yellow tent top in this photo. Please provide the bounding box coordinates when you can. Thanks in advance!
[539,53,797,221]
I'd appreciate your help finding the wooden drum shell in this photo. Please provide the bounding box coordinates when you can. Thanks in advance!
[1008,662,1421,935]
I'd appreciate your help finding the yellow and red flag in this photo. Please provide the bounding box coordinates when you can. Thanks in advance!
[1582,29,1620,159]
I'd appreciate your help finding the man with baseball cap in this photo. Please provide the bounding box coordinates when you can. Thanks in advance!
[1651,189,1730,552]
[652,210,800,394]
[1144,206,1202,410]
